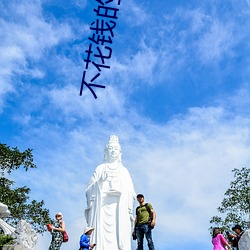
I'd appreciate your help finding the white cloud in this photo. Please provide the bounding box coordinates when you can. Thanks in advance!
[73,0,87,9]
[47,83,126,119]
[196,20,235,63]
[125,43,158,87]
[189,8,210,33]
[0,0,73,110]
[121,0,149,27]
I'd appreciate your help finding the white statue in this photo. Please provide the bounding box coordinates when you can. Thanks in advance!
[13,220,38,250]
[0,202,15,235]
[85,135,136,250]
[0,203,38,250]
[0,202,11,218]
[239,229,250,250]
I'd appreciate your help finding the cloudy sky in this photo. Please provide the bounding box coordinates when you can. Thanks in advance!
[1,0,250,249]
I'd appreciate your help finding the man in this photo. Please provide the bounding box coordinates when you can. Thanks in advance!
[230,225,244,250]
[133,194,156,250]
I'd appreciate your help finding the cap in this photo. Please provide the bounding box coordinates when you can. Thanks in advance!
[232,225,243,231]
[136,194,144,198]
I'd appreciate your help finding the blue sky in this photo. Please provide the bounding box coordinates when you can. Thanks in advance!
[1,0,250,249]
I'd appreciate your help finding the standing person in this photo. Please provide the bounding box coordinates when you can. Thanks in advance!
[79,227,96,250]
[226,231,238,249]
[231,225,244,250]
[48,212,66,250]
[85,135,136,250]
[133,194,156,250]
[211,227,232,250]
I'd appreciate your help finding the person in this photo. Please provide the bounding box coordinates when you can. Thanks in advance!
[133,194,156,250]
[79,227,96,250]
[226,231,238,249]
[85,135,136,250]
[48,212,66,250]
[211,227,232,250]
[230,225,244,250]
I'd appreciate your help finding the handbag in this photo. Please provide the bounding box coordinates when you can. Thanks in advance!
[62,231,69,242]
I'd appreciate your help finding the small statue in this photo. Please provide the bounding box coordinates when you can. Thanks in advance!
[13,220,38,250]
[0,202,11,218]
[0,202,15,235]
[0,202,38,250]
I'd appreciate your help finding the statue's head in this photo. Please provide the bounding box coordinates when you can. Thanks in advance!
[104,135,122,163]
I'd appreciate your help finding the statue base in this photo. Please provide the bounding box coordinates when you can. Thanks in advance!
[1,245,26,250]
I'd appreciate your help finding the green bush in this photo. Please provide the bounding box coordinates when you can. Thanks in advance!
[0,234,14,246]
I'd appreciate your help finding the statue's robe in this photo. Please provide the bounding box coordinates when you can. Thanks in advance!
[85,163,136,250]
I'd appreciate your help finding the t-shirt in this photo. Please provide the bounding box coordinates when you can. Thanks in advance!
[136,203,153,225]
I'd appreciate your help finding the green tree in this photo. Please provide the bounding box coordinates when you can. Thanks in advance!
[0,143,52,233]
[210,167,250,232]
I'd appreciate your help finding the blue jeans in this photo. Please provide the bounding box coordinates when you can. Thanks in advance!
[136,223,155,250]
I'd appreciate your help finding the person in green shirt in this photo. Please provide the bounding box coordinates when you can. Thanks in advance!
[133,194,156,250]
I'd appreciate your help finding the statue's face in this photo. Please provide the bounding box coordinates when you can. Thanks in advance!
[107,142,121,160]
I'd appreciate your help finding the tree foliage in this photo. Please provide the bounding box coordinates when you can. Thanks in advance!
[210,167,250,232]
[0,144,36,175]
[0,143,52,233]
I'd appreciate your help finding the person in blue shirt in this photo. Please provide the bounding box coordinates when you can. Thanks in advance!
[79,227,96,250]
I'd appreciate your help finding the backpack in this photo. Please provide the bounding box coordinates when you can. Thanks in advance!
[136,203,154,229]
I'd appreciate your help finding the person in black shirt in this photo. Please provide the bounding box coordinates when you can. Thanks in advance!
[228,225,244,250]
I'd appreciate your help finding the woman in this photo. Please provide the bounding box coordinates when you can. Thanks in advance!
[49,212,66,250]
[212,227,232,250]
[79,227,96,250]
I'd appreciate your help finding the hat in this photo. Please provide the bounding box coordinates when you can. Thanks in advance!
[232,225,243,231]
[55,212,63,218]
[84,227,94,234]
[136,194,144,198]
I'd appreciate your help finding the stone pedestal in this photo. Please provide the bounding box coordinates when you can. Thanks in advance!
[2,246,26,250]
[238,229,250,250]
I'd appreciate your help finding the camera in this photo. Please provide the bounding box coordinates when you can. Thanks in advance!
[132,231,137,240]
